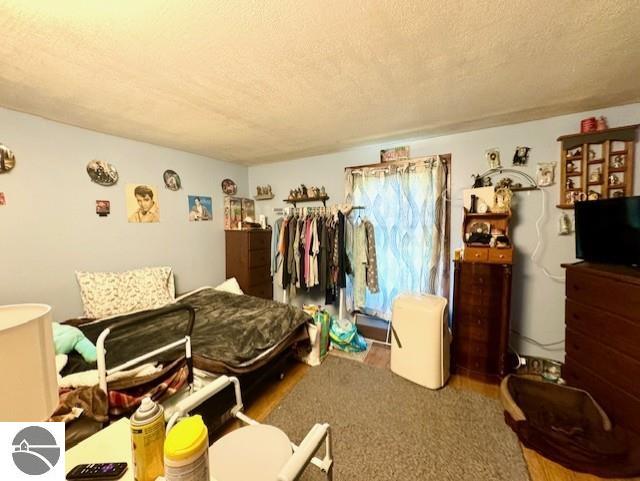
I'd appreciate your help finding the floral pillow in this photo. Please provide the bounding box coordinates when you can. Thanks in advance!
[76,266,176,319]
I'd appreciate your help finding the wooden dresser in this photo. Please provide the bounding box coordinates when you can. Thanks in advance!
[452,260,512,383]
[563,262,640,434]
[225,229,273,300]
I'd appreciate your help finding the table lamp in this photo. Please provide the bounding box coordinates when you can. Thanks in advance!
[0,304,58,421]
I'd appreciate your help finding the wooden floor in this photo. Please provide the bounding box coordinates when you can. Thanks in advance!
[230,343,636,481]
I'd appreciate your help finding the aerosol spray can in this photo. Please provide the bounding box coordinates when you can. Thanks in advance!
[131,397,165,481]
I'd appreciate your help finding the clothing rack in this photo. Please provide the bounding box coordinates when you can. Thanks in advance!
[277,204,365,321]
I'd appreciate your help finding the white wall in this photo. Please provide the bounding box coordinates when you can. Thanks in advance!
[249,103,640,361]
[0,108,248,320]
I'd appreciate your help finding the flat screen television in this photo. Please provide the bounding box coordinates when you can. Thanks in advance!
[575,196,640,266]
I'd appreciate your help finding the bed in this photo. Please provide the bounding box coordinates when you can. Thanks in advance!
[58,286,311,445]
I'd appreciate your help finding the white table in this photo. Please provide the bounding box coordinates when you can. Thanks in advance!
[65,419,135,481]
[65,418,220,481]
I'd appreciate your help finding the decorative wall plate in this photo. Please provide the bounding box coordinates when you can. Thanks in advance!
[221,178,237,195]
[0,143,16,173]
[163,169,181,191]
[86,159,118,186]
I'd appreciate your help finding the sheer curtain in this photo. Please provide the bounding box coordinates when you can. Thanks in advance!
[345,156,449,320]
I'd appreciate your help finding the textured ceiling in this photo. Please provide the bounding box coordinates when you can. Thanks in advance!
[1,1,639,165]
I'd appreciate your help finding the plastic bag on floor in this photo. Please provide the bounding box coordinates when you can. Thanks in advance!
[297,307,331,366]
[330,318,368,352]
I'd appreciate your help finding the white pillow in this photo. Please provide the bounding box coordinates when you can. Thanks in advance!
[76,266,176,319]
[214,277,244,295]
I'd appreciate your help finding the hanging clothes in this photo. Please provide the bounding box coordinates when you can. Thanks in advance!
[271,217,282,276]
[281,217,291,289]
[353,221,367,308]
[294,217,302,289]
[287,215,298,291]
[271,207,355,308]
[337,211,347,288]
[364,220,379,293]
[275,217,289,288]
[319,217,328,293]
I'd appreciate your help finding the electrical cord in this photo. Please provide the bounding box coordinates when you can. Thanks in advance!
[531,187,566,282]
[511,329,565,351]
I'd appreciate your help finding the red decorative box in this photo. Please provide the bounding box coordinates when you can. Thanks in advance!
[580,117,597,133]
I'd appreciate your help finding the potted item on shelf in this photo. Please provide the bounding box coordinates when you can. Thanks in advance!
[566,148,581,159]
[566,191,586,205]
[580,117,597,133]
[608,174,621,186]
[596,116,608,131]
[566,178,575,190]
[494,188,513,213]
[611,155,625,169]
[589,168,602,183]
[612,190,625,198]
[588,190,600,201]
[566,160,576,173]
[255,185,274,200]
[588,148,597,160]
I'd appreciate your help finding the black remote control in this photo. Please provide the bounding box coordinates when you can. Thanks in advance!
[66,463,128,480]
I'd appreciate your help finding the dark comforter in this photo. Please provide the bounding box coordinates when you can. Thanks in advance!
[63,288,310,376]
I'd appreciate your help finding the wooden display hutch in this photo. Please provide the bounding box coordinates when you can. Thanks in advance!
[557,124,638,209]
[462,209,513,264]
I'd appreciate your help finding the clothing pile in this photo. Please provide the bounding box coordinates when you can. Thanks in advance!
[272,210,350,304]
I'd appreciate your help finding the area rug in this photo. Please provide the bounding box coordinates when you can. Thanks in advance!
[265,356,529,480]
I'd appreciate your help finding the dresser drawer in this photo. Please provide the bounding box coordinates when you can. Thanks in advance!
[246,264,271,286]
[488,248,512,264]
[564,361,640,434]
[566,328,640,397]
[463,247,489,263]
[454,301,495,319]
[454,314,492,342]
[566,299,640,360]
[457,283,504,306]
[567,268,640,323]
[248,232,271,251]
[454,339,498,373]
[248,248,270,268]
[245,281,273,300]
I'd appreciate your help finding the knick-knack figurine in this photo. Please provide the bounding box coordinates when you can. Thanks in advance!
[596,116,608,131]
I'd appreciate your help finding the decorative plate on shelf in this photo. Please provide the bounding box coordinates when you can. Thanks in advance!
[86,159,118,186]
[163,169,182,191]
[0,143,16,173]
[221,178,237,195]
[469,221,491,234]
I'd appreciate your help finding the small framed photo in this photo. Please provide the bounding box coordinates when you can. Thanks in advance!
[380,146,410,163]
[96,200,110,217]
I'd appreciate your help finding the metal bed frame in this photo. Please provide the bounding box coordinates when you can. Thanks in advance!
[95,304,196,404]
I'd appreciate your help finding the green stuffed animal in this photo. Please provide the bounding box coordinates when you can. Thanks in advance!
[52,322,97,363]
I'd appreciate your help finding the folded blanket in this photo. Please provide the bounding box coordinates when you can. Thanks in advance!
[58,362,162,389]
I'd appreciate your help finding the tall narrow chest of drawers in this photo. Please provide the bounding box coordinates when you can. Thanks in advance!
[451,260,512,383]
[563,262,640,434]
[225,229,273,300]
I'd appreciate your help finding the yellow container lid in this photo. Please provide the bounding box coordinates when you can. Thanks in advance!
[164,415,208,461]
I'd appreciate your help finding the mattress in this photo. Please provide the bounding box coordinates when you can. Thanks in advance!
[62,288,310,376]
